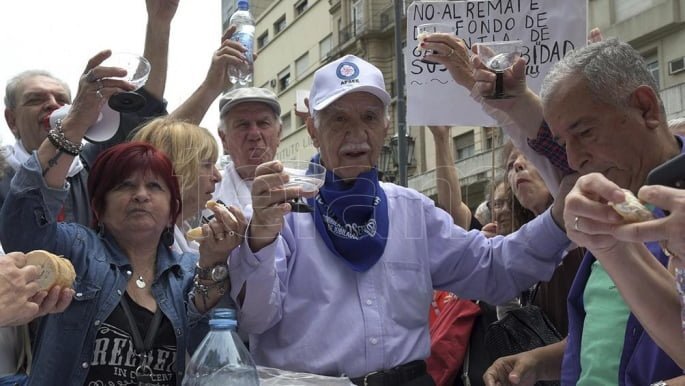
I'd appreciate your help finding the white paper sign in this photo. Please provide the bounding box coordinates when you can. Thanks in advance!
[406,0,587,126]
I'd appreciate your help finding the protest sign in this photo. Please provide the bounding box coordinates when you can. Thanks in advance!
[406,0,587,126]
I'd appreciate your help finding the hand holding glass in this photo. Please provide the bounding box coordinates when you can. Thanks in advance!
[281,160,326,213]
[101,52,151,112]
[475,40,523,99]
[416,23,456,62]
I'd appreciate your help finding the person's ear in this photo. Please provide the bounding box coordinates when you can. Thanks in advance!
[306,116,320,148]
[4,108,19,139]
[630,85,661,130]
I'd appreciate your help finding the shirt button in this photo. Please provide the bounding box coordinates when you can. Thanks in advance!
[370,338,378,345]
[81,362,89,369]
[117,290,122,296]
[126,270,132,276]
[366,299,373,306]
[75,292,83,298]
[176,328,182,336]
[94,320,100,326]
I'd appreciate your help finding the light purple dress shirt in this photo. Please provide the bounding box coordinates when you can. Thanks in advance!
[229,183,569,378]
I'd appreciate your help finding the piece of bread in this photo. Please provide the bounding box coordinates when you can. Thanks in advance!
[186,227,206,241]
[25,250,76,290]
[185,200,239,241]
[609,189,654,223]
[206,200,238,223]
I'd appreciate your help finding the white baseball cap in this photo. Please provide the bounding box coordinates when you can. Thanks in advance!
[309,55,391,114]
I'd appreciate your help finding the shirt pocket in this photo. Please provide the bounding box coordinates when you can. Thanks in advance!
[384,261,431,329]
[57,279,101,330]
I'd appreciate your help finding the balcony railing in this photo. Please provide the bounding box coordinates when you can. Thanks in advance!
[338,22,356,46]
[409,146,505,195]
[379,6,394,30]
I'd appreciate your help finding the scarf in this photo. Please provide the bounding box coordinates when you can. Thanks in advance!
[2,141,83,178]
[307,154,389,272]
[214,162,253,217]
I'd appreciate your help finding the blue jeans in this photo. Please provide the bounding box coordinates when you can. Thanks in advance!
[0,374,28,386]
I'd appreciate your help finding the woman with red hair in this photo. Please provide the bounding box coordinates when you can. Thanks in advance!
[0,139,244,383]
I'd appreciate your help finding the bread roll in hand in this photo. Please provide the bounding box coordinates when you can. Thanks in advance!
[185,200,238,241]
[24,250,76,290]
[609,189,655,223]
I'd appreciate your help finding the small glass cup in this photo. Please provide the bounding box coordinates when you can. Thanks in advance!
[416,23,456,61]
[101,52,151,112]
[281,160,326,213]
[474,40,523,99]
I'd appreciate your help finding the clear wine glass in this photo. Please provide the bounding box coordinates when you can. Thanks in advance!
[281,160,326,213]
[475,40,523,99]
[101,52,151,112]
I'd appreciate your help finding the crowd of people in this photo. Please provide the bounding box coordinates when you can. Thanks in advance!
[0,2,684,386]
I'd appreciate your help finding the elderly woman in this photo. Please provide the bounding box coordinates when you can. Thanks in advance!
[132,118,225,253]
[500,140,583,336]
[0,52,244,386]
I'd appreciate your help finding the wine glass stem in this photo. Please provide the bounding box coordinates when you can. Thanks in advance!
[495,71,505,98]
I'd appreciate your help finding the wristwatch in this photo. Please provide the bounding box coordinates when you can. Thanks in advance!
[195,263,229,282]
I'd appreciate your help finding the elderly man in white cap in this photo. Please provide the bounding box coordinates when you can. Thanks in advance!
[218,55,571,386]
[212,87,282,217]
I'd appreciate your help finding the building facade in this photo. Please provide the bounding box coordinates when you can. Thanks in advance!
[222,0,685,211]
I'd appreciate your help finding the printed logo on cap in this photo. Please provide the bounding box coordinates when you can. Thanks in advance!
[336,61,360,86]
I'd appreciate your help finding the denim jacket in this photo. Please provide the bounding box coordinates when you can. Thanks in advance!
[0,155,198,386]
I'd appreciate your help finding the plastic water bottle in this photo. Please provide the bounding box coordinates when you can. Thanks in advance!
[228,0,255,86]
[183,308,259,386]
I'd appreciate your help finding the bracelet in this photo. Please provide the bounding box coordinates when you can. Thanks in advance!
[47,119,82,156]
[193,274,228,310]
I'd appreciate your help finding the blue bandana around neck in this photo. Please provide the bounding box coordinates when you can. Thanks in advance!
[307,154,389,272]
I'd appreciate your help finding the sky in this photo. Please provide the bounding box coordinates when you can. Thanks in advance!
[0,0,222,146]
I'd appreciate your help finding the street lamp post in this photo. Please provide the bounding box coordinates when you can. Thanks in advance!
[394,0,408,186]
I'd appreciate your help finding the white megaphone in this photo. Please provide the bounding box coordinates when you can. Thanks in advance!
[49,104,120,143]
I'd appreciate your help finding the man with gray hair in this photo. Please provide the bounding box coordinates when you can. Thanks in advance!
[220,54,572,385]
[484,38,682,386]
[1,0,176,226]
[212,87,282,216]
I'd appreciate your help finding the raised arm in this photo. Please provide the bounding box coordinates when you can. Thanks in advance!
[142,0,179,100]
[428,125,471,228]
[40,51,134,188]
[169,27,249,124]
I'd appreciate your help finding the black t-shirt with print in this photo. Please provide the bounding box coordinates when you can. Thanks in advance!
[84,292,177,386]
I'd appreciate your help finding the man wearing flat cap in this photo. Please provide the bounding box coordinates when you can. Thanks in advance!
[213,87,282,216]
[223,55,571,385]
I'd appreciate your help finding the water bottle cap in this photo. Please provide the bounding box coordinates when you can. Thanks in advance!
[211,308,237,320]
[236,0,249,9]
[209,318,238,329]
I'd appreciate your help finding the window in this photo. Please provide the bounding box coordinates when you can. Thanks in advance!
[295,53,309,79]
[454,132,475,160]
[282,112,292,133]
[274,15,287,34]
[483,127,502,150]
[319,35,332,60]
[278,67,291,92]
[257,31,269,49]
[646,56,660,87]
[295,0,308,16]
[352,0,365,35]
